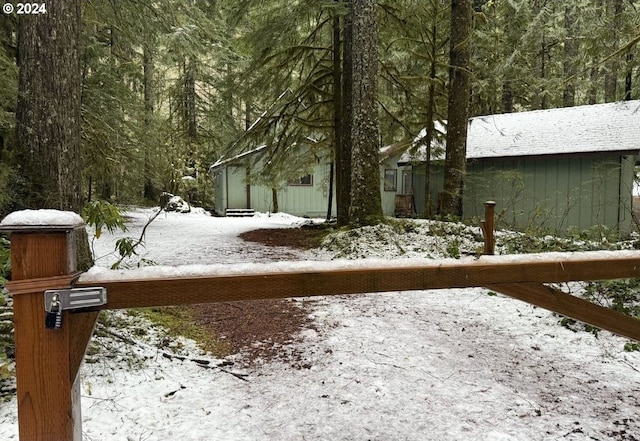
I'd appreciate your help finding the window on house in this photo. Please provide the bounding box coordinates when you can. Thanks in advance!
[384,169,397,191]
[289,174,313,186]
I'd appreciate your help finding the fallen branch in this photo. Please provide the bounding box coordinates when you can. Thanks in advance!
[98,326,250,381]
[161,352,249,381]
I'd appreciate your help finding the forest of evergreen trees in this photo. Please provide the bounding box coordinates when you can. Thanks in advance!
[0,0,638,222]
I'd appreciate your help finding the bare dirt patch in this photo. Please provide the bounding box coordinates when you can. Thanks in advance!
[187,227,329,366]
[238,227,328,249]
[188,299,314,367]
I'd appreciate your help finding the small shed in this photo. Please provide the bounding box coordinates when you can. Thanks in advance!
[407,100,640,234]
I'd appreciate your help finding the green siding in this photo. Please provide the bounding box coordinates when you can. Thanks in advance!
[409,153,635,234]
[619,155,635,233]
[408,163,445,217]
[249,161,336,217]
[214,170,225,213]
[227,166,249,209]
[461,153,635,234]
[216,149,636,230]
[380,161,397,217]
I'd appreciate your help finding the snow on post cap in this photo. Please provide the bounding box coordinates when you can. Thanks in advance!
[0,209,84,229]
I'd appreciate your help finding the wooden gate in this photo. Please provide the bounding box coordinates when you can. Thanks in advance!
[1,208,639,440]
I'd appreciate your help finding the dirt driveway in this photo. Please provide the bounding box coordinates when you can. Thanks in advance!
[187,227,328,365]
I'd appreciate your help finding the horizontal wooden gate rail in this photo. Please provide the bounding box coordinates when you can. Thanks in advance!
[75,253,640,342]
[2,212,640,441]
[76,252,640,313]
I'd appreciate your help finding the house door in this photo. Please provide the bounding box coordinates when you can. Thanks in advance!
[402,170,413,195]
[226,166,249,209]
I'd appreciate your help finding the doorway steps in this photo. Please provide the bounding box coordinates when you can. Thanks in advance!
[226,208,256,217]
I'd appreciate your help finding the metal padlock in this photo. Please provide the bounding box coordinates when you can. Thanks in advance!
[45,294,62,330]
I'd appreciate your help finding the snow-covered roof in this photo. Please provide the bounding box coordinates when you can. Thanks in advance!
[467,100,640,159]
[210,136,325,172]
[209,144,268,171]
[401,100,640,163]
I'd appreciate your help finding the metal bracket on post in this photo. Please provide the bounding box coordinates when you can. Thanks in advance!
[44,287,107,313]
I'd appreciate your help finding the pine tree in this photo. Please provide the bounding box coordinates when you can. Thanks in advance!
[0,15,17,160]
[377,0,449,143]
[81,0,162,202]
[15,0,83,211]
[142,42,157,200]
[339,1,353,225]
[562,3,578,107]
[0,15,17,216]
[440,0,472,218]
[347,0,383,226]
[228,0,341,215]
[604,0,623,102]
[332,4,349,225]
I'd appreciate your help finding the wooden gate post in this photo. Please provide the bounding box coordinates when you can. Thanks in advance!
[1,211,97,441]
[481,201,496,255]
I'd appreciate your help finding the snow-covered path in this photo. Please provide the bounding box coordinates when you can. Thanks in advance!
[91,209,325,267]
[0,209,639,440]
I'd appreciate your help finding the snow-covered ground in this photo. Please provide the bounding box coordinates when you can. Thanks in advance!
[1,208,639,440]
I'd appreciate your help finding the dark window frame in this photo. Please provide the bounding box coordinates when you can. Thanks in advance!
[384,169,397,192]
[288,174,313,186]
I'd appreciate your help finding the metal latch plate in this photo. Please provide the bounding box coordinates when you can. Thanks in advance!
[44,287,107,312]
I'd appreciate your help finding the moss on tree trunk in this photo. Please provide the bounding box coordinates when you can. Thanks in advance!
[347,0,383,227]
[15,0,83,212]
[441,0,472,218]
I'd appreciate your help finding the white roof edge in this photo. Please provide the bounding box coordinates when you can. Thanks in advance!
[209,144,268,171]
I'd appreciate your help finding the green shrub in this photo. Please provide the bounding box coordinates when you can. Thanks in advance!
[0,164,22,219]
[497,224,627,255]
[0,237,12,389]
[81,200,127,239]
[0,237,9,286]
[582,279,640,317]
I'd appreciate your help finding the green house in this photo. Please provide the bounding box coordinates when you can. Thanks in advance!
[210,144,337,218]
[405,101,640,234]
[211,139,409,218]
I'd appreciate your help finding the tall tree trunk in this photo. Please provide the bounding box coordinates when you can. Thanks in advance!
[348,0,383,226]
[625,52,633,101]
[326,161,334,221]
[15,0,83,212]
[0,10,17,163]
[588,66,599,104]
[423,6,439,219]
[327,6,339,222]
[604,0,623,102]
[501,80,513,113]
[143,44,156,200]
[441,0,472,218]
[500,8,514,113]
[271,188,278,213]
[244,108,253,211]
[338,3,352,226]
[562,4,578,107]
[540,36,547,110]
[185,56,198,141]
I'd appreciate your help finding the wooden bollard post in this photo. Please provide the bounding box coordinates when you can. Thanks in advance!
[481,201,496,255]
[0,210,96,441]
